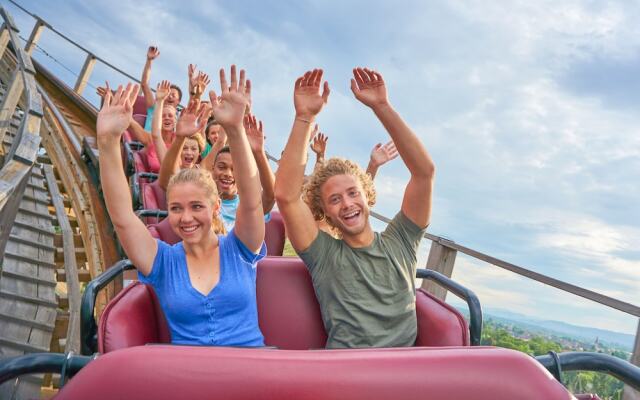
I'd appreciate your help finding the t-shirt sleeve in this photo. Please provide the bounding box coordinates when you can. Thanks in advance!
[143,104,155,131]
[382,211,427,263]
[227,230,267,266]
[138,239,167,284]
[297,230,334,276]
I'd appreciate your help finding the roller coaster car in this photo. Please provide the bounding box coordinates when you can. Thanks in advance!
[1,258,638,398]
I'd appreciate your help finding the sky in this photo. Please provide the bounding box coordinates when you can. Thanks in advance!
[4,0,639,335]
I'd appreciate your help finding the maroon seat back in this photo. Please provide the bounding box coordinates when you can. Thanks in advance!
[256,257,327,349]
[133,95,148,116]
[98,282,171,353]
[264,211,285,256]
[148,217,181,245]
[56,346,576,400]
[142,180,167,211]
[415,288,470,346]
[132,113,147,128]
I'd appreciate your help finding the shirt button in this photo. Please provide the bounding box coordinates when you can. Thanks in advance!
[209,332,215,337]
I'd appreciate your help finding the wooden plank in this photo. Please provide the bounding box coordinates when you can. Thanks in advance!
[73,54,96,96]
[8,234,56,251]
[0,336,49,352]
[24,19,46,56]
[3,250,57,268]
[47,162,82,353]
[0,290,58,307]
[0,25,10,60]
[11,131,41,165]
[0,310,54,331]
[421,240,457,301]
[55,247,86,264]
[0,69,23,151]
[0,270,56,287]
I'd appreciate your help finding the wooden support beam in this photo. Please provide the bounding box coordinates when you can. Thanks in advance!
[73,53,96,96]
[24,19,47,56]
[421,240,457,301]
[0,24,10,60]
[44,165,81,353]
[0,69,24,154]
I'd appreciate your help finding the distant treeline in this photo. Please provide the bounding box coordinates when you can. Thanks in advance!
[482,321,625,400]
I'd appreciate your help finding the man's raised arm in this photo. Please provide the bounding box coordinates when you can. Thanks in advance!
[274,69,330,252]
[351,67,435,228]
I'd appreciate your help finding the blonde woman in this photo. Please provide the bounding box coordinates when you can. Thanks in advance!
[97,66,266,346]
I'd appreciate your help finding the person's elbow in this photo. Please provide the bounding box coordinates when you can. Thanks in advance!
[274,181,297,205]
[411,160,435,182]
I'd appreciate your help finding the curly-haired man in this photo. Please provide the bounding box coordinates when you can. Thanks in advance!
[275,67,435,348]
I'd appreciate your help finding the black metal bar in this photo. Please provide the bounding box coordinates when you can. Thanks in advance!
[416,269,483,346]
[80,259,135,355]
[129,171,157,210]
[135,209,168,220]
[536,352,640,391]
[0,352,93,384]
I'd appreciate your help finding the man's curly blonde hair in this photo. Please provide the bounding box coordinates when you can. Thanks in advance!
[303,157,376,228]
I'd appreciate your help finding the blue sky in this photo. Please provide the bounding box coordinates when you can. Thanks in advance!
[6,0,639,334]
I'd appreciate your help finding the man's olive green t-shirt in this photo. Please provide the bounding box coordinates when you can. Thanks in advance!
[298,212,426,349]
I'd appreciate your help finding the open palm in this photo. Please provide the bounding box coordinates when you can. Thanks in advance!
[244,113,264,153]
[294,69,330,118]
[97,83,139,141]
[209,66,250,128]
[176,99,210,137]
[350,67,388,108]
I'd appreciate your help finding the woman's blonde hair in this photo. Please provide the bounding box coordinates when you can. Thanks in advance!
[167,168,226,234]
[303,157,376,228]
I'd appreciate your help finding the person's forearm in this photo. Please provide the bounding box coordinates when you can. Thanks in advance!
[275,118,315,204]
[365,160,380,180]
[226,126,262,212]
[98,138,137,229]
[127,119,152,146]
[141,59,154,108]
[151,99,166,163]
[201,138,225,172]
[254,149,276,214]
[158,136,186,191]
[372,103,434,178]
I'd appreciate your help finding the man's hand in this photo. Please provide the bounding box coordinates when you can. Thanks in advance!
[294,69,330,120]
[97,83,140,141]
[350,67,389,109]
[370,140,398,167]
[310,126,328,157]
[155,80,172,103]
[208,65,251,130]
[175,99,211,138]
[244,113,265,153]
[147,46,160,61]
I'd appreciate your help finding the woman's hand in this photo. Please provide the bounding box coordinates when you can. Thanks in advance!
[96,83,139,143]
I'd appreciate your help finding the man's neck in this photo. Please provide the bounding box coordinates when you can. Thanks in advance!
[341,224,375,249]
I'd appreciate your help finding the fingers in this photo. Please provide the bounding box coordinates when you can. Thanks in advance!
[209,90,219,107]
[246,79,252,97]
[112,85,124,106]
[219,68,228,93]
[321,81,330,103]
[353,68,366,87]
[295,76,304,90]
[258,120,263,134]
[127,84,140,107]
[230,65,237,92]
[100,82,111,110]
[238,68,245,92]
